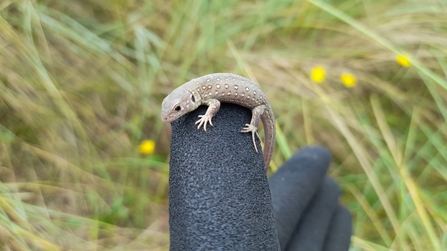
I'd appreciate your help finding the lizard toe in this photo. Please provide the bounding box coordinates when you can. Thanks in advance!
[195,115,213,131]
[240,124,257,133]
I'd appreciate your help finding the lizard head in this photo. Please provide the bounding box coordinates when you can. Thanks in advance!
[161,86,202,122]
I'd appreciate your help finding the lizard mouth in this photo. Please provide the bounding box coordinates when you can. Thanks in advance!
[161,113,177,123]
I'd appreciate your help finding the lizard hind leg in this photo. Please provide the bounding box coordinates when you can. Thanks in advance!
[240,124,260,153]
[240,105,266,153]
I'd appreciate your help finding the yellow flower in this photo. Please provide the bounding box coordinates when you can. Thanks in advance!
[139,140,155,154]
[396,54,411,67]
[340,73,357,88]
[310,66,326,83]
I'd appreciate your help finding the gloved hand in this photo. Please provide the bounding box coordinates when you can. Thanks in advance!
[167,103,352,251]
[269,148,352,250]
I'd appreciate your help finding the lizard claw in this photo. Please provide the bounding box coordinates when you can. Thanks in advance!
[240,124,259,153]
[195,115,214,131]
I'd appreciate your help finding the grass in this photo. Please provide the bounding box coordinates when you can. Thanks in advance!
[0,0,446,250]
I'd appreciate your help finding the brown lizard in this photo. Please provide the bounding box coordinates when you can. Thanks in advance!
[161,73,275,169]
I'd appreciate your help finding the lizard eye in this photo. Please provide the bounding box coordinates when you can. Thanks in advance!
[174,105,182,112]
[191,95,195,103]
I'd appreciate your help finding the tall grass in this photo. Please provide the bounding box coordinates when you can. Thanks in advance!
[1,0,446,250]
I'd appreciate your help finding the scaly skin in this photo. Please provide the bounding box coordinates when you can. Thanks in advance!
[161,73,275,169]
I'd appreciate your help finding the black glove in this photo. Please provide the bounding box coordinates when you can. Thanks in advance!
[269,147,352,250]
[168,103,352,251]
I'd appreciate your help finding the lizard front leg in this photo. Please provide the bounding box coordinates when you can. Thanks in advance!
[195,99,221,131]
[240,105,266,153]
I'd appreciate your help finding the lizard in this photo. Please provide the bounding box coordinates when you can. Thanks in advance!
[161,73,275,169]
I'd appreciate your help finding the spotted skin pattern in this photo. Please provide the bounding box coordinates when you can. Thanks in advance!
[161,73,275,169]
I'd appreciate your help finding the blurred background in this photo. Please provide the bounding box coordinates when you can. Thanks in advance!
[1,0,446,250]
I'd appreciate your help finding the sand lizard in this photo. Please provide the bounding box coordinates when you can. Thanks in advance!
[161,73,275,168]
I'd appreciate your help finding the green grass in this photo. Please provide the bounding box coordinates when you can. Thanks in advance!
[1,0,446,250]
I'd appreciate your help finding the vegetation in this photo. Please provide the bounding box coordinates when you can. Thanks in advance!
[1,0,446,250]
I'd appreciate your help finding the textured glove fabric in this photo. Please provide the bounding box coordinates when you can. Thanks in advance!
[268,147,352,251]
[284,177,342,251]
[168,103,352,251]
[322,206,352,251]
[268,146,332,248]
[169,104,280,251]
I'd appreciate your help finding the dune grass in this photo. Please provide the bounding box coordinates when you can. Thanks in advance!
[1,0,446,250]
